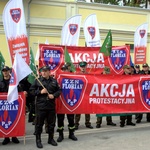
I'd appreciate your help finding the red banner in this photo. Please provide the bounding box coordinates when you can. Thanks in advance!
[7,36,29,64]
[56,74,150,114]
[134,46,146,64]
[39,44,130,75]
[0,92,25,138]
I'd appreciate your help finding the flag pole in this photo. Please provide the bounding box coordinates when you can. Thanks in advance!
[31,72,50,95]
[88,30,112,73]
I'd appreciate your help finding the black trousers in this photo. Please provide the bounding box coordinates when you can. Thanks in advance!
[136,113,150,121]
[120,115,132,124]
[35,109,56,135]
[57,114,75,129]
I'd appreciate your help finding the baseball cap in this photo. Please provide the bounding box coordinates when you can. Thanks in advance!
[142,63,148,67]
[2,66,10,71]
[39,66,50,72]
[79,61,87,67]
[65,62,71,67]
[135,64,140,68]
[103,66,110,74]
[61,65,68,71]
[123,65,131,69]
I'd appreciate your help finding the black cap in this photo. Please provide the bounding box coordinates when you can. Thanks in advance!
[103,66,110,73]
[65,62,71,67]
[79,61,87,67]
[39,66,50,72]
[61,65,68,71]
[142,63,148,67]
[123,65,131,69]
[2,66,10,71]
[135,64,140,68]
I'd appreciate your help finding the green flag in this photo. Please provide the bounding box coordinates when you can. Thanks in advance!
[64,46,76,72]
[100,30,112,56]
[0,51,5,79]
[28,48,37,84]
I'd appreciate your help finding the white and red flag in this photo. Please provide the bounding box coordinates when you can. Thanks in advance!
[7,53,32,103]
[134,23,148,64]
[84,14,101,47]
[61,15,82,46]
[3,0,29,64]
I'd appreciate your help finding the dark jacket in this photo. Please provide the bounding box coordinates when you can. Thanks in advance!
[0,77,23,92]
[140,70,150,75]
[29,76,61,111]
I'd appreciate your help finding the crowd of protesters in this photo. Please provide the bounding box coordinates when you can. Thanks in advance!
[0,61,150,148]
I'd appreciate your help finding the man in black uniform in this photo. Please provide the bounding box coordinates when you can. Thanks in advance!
[75,61,93,130]
[29,66,61,149]
[56,64,77,142]
[0,66,20,145]
[136,63,150,123]
[134,64,141,74]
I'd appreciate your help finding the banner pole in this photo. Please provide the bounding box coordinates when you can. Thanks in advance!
[31,72,50,95]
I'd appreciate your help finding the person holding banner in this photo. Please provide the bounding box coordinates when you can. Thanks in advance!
[96,66,116,128]
[136,63,150,123]
[134,65,141,74]
[65,62,71,71]
[0,66,20,145]
[75,61,93,130]
[56,64,77,142]
[120,65,136,127]
[29,66,61,148]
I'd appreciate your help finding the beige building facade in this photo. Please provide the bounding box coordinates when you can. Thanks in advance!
[0,0,150,66]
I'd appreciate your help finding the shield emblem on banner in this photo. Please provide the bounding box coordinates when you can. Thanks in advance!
[88,27,96,39]
[40,46,63,73]
[108,49,128,74]
[0,96,23,135]
[69,24,78,35]
[139,77,150,110]
[10,8,21,23]
[58,75,87,112]
[139,29,146,38]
